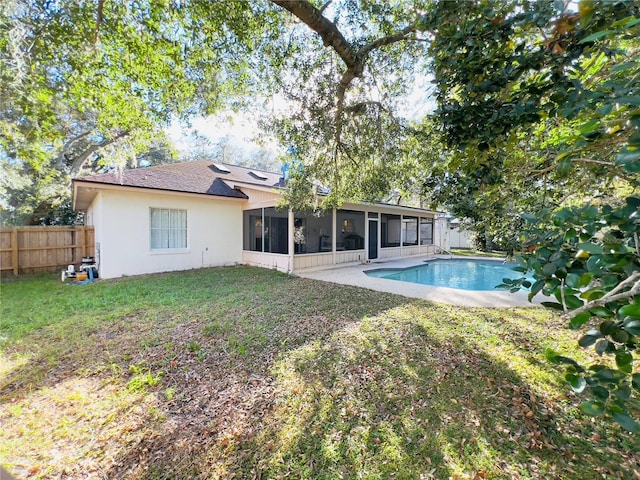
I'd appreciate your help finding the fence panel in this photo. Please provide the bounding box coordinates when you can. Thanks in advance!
[0,226,95,275]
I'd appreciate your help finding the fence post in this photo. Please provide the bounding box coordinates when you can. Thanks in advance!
[12,228,18,275]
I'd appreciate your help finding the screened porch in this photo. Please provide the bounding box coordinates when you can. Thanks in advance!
[241,205,442,273]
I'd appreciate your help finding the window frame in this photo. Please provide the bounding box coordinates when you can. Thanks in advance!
[381,213,402,248]
[419,217,434,245]
[150,207,188,251]
[402,216,419,246]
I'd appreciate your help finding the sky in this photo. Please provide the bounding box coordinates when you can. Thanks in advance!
[165,89,295,165]
[166,112,268,154]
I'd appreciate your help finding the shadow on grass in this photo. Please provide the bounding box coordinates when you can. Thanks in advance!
[209,309,636,480]
[110,301,638,479]
[2,268,639,479]
[1,267,414,478]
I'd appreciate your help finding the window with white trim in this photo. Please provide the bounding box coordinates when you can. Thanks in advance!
[150,208,187,249]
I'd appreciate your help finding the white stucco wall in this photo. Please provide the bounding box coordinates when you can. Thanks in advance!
[92,189,243,279]
[85,191,103,268]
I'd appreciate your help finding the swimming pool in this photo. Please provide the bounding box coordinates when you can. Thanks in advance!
[365,259,530,291]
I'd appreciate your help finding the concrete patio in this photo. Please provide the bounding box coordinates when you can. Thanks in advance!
[295,255,542,308]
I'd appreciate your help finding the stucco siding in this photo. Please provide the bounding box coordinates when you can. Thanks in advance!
[85,191,104,274]
[96,189,243,278]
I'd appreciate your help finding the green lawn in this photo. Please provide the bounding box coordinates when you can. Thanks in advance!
[449,248,506,258]
[1,266,638,479]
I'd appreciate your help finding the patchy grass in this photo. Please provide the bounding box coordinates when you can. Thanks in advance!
[1,266,638,479]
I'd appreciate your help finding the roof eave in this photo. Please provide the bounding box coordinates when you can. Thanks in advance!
[72,179,248,211]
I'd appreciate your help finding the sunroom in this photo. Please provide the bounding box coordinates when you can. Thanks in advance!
[240,202,446,274]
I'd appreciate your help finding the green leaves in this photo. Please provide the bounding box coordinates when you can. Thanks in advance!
[576,243,604,255]
[570,311,591,329]
[616,147,640,173]
[566,272,593,288]
[578,30,614,44]
[566,373,586,393]
[620,304,640,317]
[2,0,286,223]
[612,412,640,433]
[515,198,640,431]
[580,400,605,416]
[580,402,640,432]
[615,350,633,372]
[578,329,601,347]
[623,318,640,335]
[542,262,557,276]
[595,339,610,355]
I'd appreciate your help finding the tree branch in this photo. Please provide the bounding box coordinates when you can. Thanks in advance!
[560,272,640,321]
[560,278,568,313]
[343,101,391,114]
[54,131,93,168]
[358,20,422,58]
[65,131,93,148]
[269,0,357,67]
[269,0,425,154]
[94,0,105,46]
[532,157,617,174]
[319,0,332,14]
[70,130,130,176]
[337,142,361,169]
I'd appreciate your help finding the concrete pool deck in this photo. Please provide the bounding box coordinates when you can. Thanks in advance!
[295,255,542,308]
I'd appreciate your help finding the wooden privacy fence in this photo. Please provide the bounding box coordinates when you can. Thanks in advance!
[0,226,95,275]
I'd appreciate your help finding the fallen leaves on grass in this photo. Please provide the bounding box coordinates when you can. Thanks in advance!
[1,268,639,479]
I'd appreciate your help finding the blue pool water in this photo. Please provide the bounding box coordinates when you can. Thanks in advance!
[365,259,530,291]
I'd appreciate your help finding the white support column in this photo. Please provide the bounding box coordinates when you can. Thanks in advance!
[364,210,369,260]
[288,209,295,273]
[378,215,382,258]
[261,208,265,253]
[400,214,404,257]
[332,208,337,265]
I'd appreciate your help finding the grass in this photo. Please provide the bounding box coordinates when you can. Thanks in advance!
[449,248,506,258]
[1,266,638,479]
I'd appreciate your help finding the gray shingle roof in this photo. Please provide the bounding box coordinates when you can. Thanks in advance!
[75,161,285,199]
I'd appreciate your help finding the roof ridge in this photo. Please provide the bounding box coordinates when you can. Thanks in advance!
[77,160,281,180]
[213,161,279,176]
